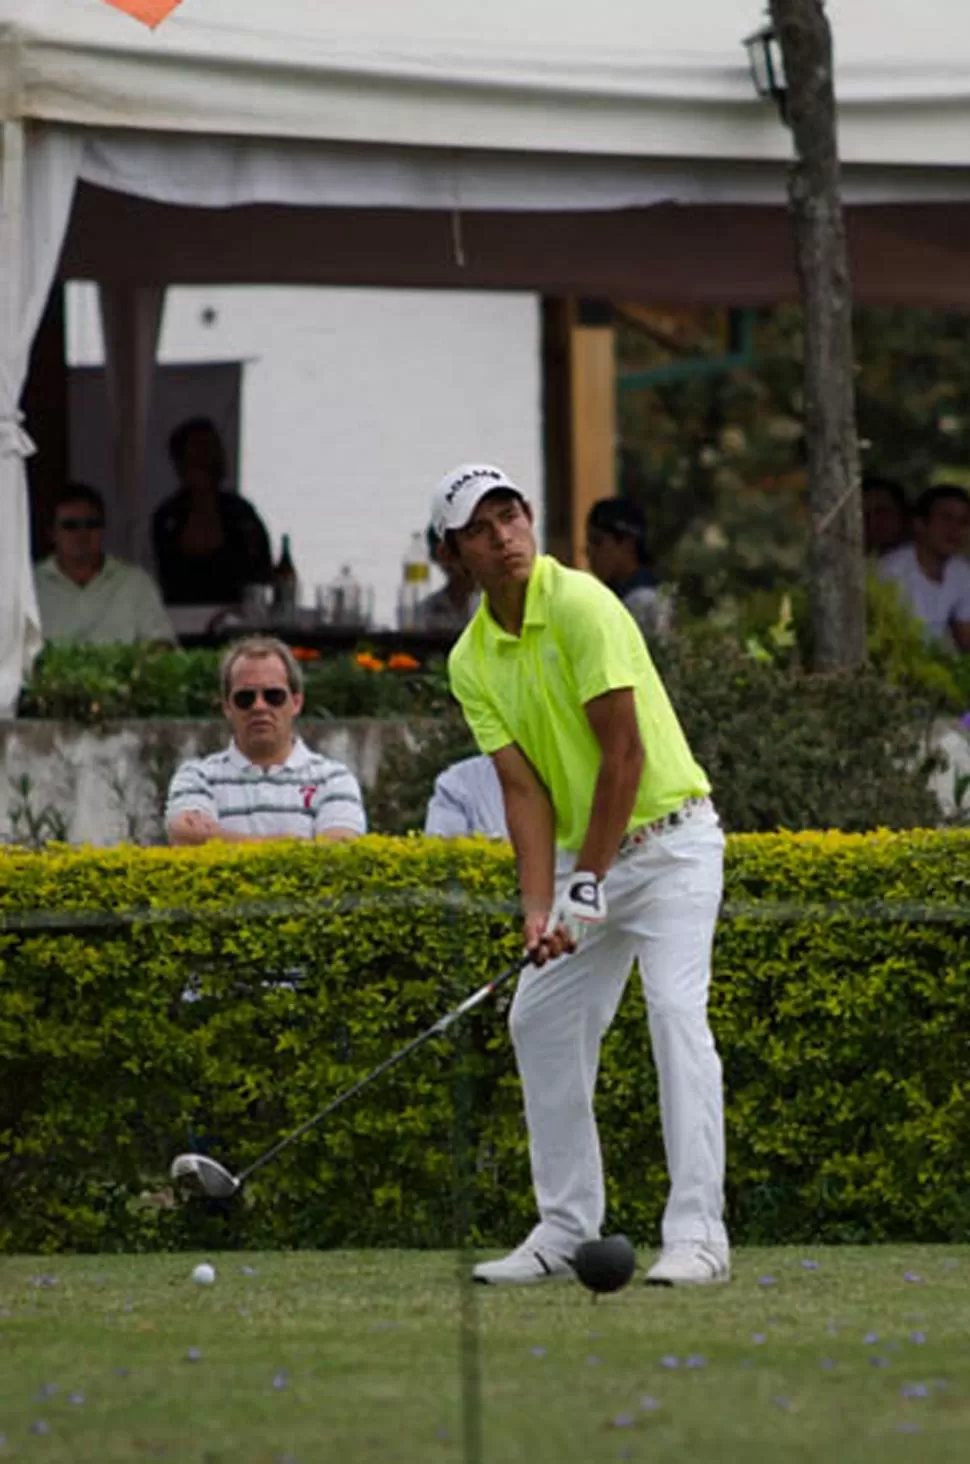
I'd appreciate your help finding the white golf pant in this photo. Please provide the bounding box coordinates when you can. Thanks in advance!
[510,805,727,1253]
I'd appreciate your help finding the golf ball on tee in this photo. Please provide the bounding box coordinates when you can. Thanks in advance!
[191,1263,216,1286]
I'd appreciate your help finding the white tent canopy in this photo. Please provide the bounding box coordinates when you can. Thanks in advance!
[4,0,970,711]
[7,0,970,168]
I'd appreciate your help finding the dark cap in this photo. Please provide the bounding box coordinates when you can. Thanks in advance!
[586,497,646,545]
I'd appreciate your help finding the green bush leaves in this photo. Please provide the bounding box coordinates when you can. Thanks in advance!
[1,831,968,1252]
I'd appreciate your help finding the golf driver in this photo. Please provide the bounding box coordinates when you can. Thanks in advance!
[171,952,533,1201]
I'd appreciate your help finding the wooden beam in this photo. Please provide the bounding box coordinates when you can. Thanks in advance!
[541,298,616,567]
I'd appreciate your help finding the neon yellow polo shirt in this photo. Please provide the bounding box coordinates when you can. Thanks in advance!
[448,555,710,851]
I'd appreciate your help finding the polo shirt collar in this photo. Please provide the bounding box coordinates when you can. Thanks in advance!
[227,736,310,772]
[43,554,118,588]
[481,554,550,643]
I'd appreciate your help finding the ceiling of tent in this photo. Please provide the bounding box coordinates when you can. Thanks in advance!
[1,0,966,306]
[2,0,970,166]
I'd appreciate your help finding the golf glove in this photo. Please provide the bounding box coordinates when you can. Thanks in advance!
[550,871,607,946]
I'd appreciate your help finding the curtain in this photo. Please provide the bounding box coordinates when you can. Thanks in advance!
[0,123,83,717]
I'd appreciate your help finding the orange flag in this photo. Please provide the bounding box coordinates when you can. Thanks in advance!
[101,0,183,27]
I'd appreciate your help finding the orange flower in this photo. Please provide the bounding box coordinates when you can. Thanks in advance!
[387,653,421,672]
[291,646,321,662]
[355,652,385,673]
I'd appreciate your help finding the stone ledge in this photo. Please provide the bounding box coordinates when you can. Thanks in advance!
[0,718,438,847]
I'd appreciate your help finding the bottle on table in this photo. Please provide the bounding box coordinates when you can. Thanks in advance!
[328,564,365,627]
[272,533,298,620]
[397,531,430,630]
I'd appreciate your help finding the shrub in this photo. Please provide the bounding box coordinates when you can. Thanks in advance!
[1,832,969,1253]
[652,632,942,833]
[370,636,943,836]
[17,643,454,723]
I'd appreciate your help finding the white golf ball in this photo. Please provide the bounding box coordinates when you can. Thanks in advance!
[191,1263,216,1286]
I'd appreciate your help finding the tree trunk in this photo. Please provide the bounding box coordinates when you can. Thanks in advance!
[769,0,866,670]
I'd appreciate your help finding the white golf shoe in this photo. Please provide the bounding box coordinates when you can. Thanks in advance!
[644,1242,731,1287]
[473,1240,577,1286]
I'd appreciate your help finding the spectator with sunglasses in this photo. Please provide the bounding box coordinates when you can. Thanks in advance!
[166,635,366,846]
[34,483,175,646]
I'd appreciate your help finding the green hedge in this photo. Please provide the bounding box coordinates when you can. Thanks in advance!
[17,643,454,722]
[1,832,969,1254]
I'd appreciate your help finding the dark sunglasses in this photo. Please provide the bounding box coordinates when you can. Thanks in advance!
[230,686,289,710]
[58,516,104,531]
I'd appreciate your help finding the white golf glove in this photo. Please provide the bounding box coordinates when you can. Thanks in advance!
[550,871,608,946]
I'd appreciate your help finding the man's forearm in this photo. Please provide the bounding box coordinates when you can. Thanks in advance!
[504,780,557,920]
[952,619,970,653]
[168,813,273,846]
[575,746,644,879]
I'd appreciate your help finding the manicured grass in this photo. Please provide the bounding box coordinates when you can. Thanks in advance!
[1,1246,969,1462]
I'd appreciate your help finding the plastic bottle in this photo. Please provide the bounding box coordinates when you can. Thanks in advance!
[397,531,430,629]
[329,564,362,626]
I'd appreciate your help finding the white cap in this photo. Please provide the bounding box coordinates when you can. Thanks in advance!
[431,463,527,540]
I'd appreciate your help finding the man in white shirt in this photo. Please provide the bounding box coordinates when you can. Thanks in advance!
[166,636,366,845]
[35,484,175,646]
[424,753,509,839]
[414,527,480,634]
[877,485,970,653]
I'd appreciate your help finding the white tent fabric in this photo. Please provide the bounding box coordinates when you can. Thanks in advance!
[0,122,80,717]
[72,131,970,216]
[4,0,970,711]
[4,0,970,169]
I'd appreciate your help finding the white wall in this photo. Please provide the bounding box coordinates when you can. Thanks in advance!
[66,284,543,628]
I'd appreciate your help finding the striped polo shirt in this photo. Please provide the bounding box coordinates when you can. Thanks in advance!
[165,738,366,839]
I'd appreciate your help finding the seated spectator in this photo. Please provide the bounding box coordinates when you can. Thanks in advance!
[863,476,910,557]
[585,497,672,638]
[877,484,970,652]
[166,635,366,845]
[153,417,272,605]
[424,754,509,839]
[34,483,175,646]
[414,527,480,632]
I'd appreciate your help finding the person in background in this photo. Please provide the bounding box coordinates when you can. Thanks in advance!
[862,476,910,558]
[585,498,672,638]
[34,483,175,646]
[877,484,970,652]
[424,753,509,839]
[166,635,366,845]
[153,418,272,605]
[413,526,480,633]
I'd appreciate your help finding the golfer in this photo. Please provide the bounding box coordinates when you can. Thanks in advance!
[433,464,729,1287]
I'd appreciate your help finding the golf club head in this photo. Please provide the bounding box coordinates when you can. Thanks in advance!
[170,1153,240,1200]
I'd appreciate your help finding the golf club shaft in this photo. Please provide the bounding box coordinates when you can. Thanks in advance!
[236,953,532,1184]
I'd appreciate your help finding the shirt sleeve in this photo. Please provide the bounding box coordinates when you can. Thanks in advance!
[237,499,273,583]
[424,770,474,837]
[165,759,217,824]
[448,652,514,756]
[622,585,661,639]
[555,572,649,705]
[131,568,177,644]
[312,766,367,836]
[952,560,970,622]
